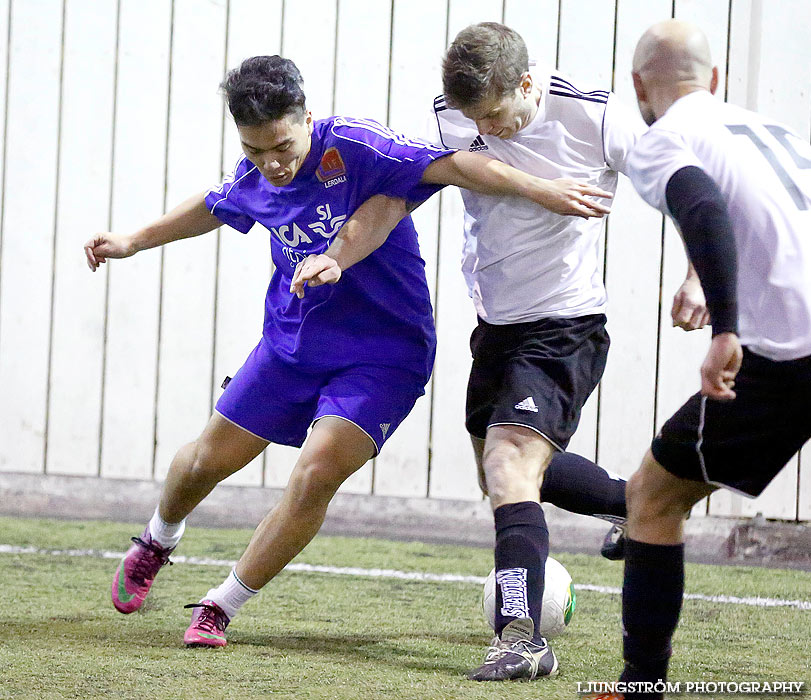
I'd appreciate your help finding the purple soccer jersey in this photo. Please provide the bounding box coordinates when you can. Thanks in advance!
[206,117,454,382]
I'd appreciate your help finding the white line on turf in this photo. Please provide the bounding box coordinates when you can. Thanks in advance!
[1,544,809,611]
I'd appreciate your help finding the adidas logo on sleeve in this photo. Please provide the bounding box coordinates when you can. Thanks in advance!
[469,135,489,152]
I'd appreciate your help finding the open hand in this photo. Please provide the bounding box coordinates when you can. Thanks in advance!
[534,178,613,218]
[289,254,342,298]
[700,333,742,401]
[84,233,136,271]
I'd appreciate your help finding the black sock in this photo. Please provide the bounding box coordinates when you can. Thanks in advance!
[493,501,549,643]
[540,451,627,520]
[620,538,685,698]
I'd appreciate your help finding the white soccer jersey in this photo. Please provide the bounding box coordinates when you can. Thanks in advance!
[433,65,641,323]
[629,90,811,361]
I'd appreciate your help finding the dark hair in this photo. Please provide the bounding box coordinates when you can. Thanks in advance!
[442,22,529,109]
[220,55,307,125]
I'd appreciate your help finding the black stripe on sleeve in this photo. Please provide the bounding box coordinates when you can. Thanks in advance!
[549,90,608,104]
[432,95,449,149]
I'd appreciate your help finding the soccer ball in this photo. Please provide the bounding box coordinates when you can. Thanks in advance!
[481,556,576,640]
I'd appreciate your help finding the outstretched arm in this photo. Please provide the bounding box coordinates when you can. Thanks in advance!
[421,151,613,218]
[289,195,408,298]
[84,192,221,271]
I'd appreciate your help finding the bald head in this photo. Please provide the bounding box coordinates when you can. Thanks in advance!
[633,20,713,87]
[631,20,717,124]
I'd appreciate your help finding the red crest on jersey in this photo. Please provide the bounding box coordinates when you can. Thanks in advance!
[316,147,347,182]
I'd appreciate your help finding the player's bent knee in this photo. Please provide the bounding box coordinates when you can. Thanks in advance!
[626,463,693,524]
[288,460,347,506]
[185,440,233,483]
[485,465,539,508]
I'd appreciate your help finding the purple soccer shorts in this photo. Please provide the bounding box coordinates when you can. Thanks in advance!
[215,340,427,454]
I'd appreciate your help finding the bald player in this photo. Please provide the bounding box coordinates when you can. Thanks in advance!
[576,20,811,698]
[591,20,811,700]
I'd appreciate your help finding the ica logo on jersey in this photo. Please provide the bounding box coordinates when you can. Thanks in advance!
[273,203,347,266]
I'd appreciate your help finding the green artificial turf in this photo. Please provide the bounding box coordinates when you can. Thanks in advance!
[0,517,808,699]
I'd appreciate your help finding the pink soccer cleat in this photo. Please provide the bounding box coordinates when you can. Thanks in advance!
[111,528,174,614]
[183,600,230,648]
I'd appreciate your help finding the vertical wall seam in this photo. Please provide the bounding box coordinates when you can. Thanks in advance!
[595,0,621,463]
[652,219,666,435]
[723,0,733,103]
[426,0,451,499]
[372,0,397,496]
[43,0,68,474]
[0,0,13,379]
[555,0,562,69]
[210,0,229,434]
[152,0,175,478]
[98,0,121,477]
[384,0,394,128]
[331,0,339,116]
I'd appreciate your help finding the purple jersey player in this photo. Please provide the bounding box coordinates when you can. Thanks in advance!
[83,56,612,648]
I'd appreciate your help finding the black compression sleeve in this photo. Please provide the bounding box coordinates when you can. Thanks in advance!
[665,166,738,335]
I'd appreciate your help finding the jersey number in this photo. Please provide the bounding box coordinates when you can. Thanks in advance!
[726,124,811,210]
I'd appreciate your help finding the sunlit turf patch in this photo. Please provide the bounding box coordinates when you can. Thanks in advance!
[0,516,809,700]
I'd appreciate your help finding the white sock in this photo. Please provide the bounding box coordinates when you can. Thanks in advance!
[147,506,186,549]
[205,569,259,620]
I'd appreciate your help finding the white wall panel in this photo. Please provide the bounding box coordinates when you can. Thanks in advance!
[557,0,616,461]
[0,0,8,304]
[154,0,226,480]
[428,188,480,501]
[0,0,62,473]
[374,0,448,498]
[503,0,558,67]
[0,0,809,524]
[47,0,117,476]
[799,443,811,521]
[596,0,669,479]
[333,0,390,123]
[281,0,337,118]
[447,0,503,42]
[215,0,283,488]
[100,0,171,479]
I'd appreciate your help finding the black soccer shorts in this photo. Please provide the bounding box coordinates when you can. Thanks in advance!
[652,348,811,497]
[465,314,610,449]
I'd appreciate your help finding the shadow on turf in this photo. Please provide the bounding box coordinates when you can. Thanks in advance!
[4,617,486,677]
[233,631,479,675]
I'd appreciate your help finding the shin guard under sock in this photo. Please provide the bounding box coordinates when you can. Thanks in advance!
[493,501,549,642]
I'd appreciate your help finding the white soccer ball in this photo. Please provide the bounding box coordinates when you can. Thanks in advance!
[481,556,576,640]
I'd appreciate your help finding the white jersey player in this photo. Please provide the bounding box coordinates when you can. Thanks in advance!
[434,22,707,684]
[435,64,638,323]
[593,19,811,700]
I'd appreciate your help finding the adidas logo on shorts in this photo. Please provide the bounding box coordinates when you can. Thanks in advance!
[469,135,489,152]
[515,396,539,413]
